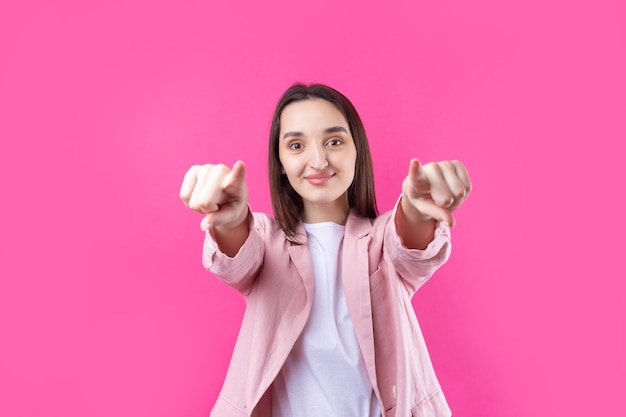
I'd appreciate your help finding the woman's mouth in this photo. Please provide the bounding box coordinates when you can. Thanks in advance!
[305,172,335,186]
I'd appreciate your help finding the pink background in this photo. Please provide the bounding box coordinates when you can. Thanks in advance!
[1,0,624,416]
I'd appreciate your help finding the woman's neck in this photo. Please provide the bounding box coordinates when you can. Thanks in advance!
[301,197,350,225]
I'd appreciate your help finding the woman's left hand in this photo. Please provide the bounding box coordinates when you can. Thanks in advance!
[401,158,472,227]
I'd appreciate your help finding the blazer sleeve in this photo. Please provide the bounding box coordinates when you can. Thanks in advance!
[383,196,452,295]
[202,211,266,295]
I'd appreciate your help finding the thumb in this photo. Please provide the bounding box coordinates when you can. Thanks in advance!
[410,198,455,228]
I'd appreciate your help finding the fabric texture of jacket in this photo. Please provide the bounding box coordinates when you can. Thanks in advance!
[203,199,453,417]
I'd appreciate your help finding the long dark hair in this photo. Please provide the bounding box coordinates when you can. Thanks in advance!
[268,83,378,238]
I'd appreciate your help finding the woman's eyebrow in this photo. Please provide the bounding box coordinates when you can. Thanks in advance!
[282,126,348,140]
[323,126,348,135]
[282,131,304,140]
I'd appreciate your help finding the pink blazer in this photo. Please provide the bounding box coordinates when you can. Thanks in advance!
[203,200,453,417]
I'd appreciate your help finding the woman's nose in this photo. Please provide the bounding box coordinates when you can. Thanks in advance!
[309,146,329,169]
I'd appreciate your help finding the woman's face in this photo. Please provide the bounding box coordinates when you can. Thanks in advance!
[278,99,357,222]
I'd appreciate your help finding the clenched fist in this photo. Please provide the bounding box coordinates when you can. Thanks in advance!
[180,161,249,231]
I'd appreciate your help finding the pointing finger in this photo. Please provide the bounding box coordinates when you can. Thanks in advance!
[408,159,430,195]
[222,160,247,193]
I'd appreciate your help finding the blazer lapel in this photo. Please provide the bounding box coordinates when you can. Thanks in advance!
[341,211,380,395]
[287,223,315,307]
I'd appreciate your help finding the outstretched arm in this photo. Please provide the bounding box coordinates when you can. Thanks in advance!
[180,161,250,257]
[396,159,471,249]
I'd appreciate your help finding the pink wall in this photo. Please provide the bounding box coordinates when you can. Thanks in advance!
[1,1,624,416]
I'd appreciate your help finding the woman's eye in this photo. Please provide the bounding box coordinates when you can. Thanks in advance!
[327,138,343,146]
[289,142,302,150]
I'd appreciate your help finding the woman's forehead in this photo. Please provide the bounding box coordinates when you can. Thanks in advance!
[280,99,349,135]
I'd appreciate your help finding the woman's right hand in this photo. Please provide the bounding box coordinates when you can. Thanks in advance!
[179,161,249,231]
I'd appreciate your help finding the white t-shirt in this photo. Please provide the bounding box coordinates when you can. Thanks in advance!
[271,222,382,417]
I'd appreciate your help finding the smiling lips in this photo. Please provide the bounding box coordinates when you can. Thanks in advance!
[304,172,335,186]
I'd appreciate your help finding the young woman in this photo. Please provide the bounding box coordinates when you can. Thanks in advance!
[180,84,471,417]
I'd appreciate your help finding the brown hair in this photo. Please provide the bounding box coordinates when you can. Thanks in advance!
[268,83,378,238]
